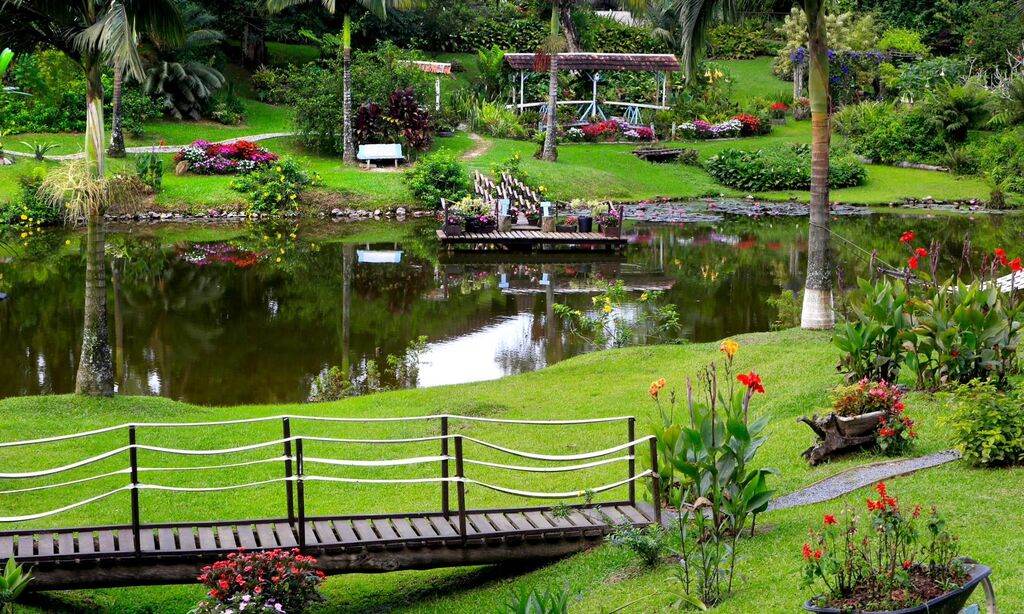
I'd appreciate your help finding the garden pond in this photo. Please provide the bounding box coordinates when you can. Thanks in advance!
[1,213,1019,405]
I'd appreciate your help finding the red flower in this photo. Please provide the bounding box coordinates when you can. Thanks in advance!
[995,248,1008,265]
[802,543,812,560]
[899,231,915,244]
[824,514,838,526]
[903,560,912,569]
[737,371,765,394]
[1011,258,1023,273]
[814,550,823,560]
[908,257,919,270]
[914,247,928,258]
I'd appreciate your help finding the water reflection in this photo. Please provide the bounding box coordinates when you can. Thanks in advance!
[1,214,1019,404]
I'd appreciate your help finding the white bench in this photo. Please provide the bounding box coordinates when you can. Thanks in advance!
[357,143,404,168]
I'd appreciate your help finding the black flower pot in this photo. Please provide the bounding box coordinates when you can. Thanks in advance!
[443,223,463,236]
[465,219,496,233]
[803,562,991,614]
[577,215,593,233]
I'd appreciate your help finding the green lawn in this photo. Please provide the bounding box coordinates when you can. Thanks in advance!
[720,57,792,104]
[4,328,1021,612]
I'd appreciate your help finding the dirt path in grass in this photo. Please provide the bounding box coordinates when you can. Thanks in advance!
[461,133,493,161]
[6,132,298,161]
[768,450,962,511]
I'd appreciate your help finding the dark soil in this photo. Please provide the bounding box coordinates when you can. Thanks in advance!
[814,568,968,611]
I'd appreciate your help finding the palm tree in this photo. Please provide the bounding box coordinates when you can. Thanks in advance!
[670,0,834,328]
[267,0,419,164]
[2,0,184,394]
[145,3,227,120]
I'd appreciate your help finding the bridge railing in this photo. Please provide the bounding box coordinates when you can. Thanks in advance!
[0,414,660,550]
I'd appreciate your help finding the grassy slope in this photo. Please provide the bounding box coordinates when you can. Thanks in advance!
[4,329,1021,612]
[721,57,791,104]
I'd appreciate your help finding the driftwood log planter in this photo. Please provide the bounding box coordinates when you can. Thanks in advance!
[800,411,884,465]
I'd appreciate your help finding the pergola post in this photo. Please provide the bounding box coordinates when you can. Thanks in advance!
[435,75,441,111]
[519,71,525,113]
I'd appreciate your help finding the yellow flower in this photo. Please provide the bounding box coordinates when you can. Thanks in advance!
[277,166,283,172]
[20,232,27,238]
[275,257,282,263]
[539,186,546,192]
[640,292,649,302]
[603,303,612,314]
[65,239,71,245]
[289,194,296,200]
[289,233,297,239]
[20,214,27,221]
[719,339,739,360]
[279,248,285,254]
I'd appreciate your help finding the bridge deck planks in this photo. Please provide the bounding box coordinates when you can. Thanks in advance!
[5,504,656,570]
[436,229,626,251]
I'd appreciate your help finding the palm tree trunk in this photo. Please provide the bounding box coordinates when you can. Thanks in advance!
[541,54,559,162]
[77,58,115,396]
[557,2,581,53]
[85,61,106,178]
[76,214,115,395]
[342,13,355,165]
[800,0,834,330]
[108,63,126,158]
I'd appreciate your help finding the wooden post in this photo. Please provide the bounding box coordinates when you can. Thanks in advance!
[296,437,306,549]
[648,437,662,526]
[129,426,141,557]
[616,205,625,238]
[283,417,295,527]
[627,418,636,505]
[441,416,450,519]
[455,435,467,539]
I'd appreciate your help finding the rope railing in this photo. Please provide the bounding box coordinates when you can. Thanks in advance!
[0,417,662,548]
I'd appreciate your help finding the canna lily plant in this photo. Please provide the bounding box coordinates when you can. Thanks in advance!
[648,340,778,607]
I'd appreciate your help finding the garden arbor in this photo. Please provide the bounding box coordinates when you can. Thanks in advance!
[504,53,680,126]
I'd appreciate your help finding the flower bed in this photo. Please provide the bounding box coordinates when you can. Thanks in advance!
[574,118,655,143]
[676,118,744,140]
[174,140,279,175]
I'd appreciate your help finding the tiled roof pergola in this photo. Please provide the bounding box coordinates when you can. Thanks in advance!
[503,53,680,73]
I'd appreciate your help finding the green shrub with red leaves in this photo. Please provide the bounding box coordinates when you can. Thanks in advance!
[193,549,325,614]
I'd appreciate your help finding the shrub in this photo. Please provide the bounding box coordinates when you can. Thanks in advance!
[135,153,163,191]
[404,150,468,209]
[964,127,1024,193]
[890,57,969,101]
[921,81,991,143]
[945,380,1024,467]
[834,103,945,164]
[473,101,526,139]
[208,84,247,126]
[733,113,763,136]
[878,27,929,55]
[229,158,320,214]
[832,278,912,384]
[0,166,60,227]
[194,549,325,614]
[175,140,279,175]
[607,521,668,566]
[704,144,866,191]
[121,86,162,138]
[707,21,769,59]
[251,65,295,104]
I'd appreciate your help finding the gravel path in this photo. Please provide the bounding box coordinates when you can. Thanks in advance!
[6,132,297,161]
[768,450,962,512]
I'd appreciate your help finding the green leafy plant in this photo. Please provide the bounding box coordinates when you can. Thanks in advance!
[877,27,929,55]
[19,141,59,161]
[135,153,163,190]
[497,585,574,614]
[832,277,912,384]
[607,521,668,567]
[554,281,679,349]
[922,81,991,144]
[650,342,775,608]
[404,150,468,209]
[766,289,802,330]
[944,380,1024,467]
[229,158,321,214]
[0,558,32,614]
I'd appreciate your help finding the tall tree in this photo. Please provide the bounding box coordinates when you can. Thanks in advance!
[267,0,418,164]
[540,7,563,162]
[671,0,834,329]
[3,0,184,395]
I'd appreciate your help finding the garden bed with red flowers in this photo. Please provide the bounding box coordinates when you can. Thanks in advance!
[174,139,279,175]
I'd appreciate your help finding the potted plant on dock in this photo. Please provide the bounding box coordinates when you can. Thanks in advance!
[595,206,621,237]
[800,379,917,465]
[452,196,496,233]
[557,216,578,233]
[802,482,992,614]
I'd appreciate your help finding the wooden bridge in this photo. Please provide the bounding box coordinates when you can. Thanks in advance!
[0,415,661,590]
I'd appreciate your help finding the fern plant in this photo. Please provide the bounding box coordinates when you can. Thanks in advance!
[922,81,991,143]
[989,75,1024,128]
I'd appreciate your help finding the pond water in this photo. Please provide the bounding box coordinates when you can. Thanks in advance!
[1,213,1019,405]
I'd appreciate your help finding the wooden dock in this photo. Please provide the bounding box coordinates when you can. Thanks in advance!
[436,229,627,251]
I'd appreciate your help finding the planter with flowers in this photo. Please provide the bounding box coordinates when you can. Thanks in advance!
[800,379,917,465]
[793,97,811,121]
[174,140,279,175]
[802,482,991,614]
[557,216,578,233]
[770,102,789,125]
[593,205,622,237]
[449,196,496,233]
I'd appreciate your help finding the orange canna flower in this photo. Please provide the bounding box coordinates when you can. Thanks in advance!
[719,339,739,359]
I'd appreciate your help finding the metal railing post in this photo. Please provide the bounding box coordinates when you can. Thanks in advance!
[441,416,450,519]
[282,417,295,527]
[296,437,306,549]
[455,435,467,538]
[627,417,636,506]
[128,425,141,556]
[648,437,662,526]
